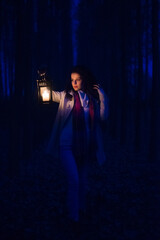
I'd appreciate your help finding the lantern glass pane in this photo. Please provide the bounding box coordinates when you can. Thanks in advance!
[40,87,51,101]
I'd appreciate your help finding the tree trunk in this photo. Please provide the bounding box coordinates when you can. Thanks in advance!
[134,0,143,152]
[149,0,160,162]
[8,0,33,175]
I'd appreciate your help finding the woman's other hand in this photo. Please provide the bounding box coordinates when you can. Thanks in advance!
[93,84,100,91]
[93,84,109,120]
[93,84,105,95]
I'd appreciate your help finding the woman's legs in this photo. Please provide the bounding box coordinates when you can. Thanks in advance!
[78,163,88,213]
[60,146,79,221]
[60,146,88,222]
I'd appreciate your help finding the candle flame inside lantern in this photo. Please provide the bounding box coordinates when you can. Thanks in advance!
[41,87,50,101]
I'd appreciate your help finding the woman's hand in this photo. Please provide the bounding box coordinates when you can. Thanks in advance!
[93,84,101,91]
[93,84,109,120]
[93,84,104,96]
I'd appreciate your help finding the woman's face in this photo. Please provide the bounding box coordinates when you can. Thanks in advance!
[71,73,83,91]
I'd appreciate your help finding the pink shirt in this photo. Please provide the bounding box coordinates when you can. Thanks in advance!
[60,90,90,146]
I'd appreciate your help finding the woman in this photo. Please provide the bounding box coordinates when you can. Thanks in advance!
[46,65,109,229]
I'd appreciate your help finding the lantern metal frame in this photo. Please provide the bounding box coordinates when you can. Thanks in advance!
[37,70,52,104]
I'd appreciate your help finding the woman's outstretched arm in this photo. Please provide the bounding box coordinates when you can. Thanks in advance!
[52,90,64,103]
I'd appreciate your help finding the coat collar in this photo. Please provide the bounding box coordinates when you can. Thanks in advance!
[68,89,86,97]
[69,90,74,96]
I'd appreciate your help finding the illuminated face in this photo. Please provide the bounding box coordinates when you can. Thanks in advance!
[71,73,83,91]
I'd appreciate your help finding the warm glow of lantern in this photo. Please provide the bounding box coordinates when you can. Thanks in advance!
[40,87,50,101]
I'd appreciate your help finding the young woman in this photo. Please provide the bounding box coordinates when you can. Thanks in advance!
[46,65,109,228]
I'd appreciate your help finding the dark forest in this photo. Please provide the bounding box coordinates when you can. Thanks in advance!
[0,0,160,239]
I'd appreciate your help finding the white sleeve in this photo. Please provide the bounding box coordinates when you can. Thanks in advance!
[52,90,64,103]
[97,88,109,121]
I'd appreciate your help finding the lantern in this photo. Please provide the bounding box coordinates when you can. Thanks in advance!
[37,69,52,103]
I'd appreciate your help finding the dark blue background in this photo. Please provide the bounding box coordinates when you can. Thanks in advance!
[0,0,160,239]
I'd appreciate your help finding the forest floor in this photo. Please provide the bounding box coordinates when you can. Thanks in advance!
[0,127,160,240]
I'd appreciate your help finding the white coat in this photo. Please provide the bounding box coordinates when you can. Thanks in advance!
[46,88,109,165]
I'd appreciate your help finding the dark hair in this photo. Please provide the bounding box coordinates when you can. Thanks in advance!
[65,65,99,101]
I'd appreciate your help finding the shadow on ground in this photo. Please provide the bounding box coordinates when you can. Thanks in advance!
[0,128,160,240]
